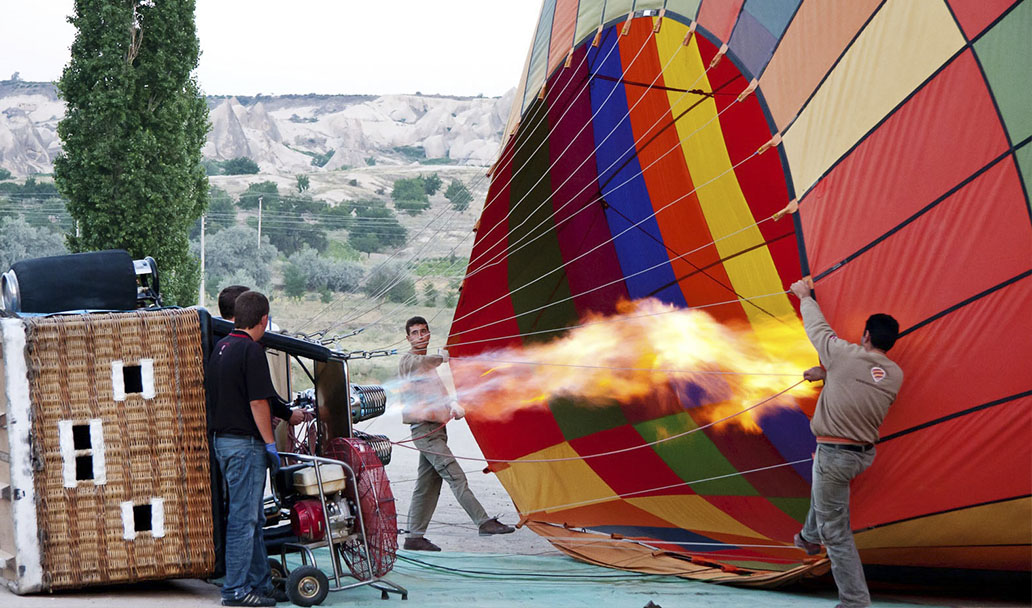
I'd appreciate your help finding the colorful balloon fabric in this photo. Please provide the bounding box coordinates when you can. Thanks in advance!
[448,0,1031,585]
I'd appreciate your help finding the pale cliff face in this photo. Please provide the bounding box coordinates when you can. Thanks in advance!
[0,81,514,177]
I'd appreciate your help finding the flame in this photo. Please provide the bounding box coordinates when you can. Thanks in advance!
[451,298,818,434]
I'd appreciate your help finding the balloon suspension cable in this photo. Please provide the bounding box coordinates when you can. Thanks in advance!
[465,35,719,283]
[531,522,811,560]
[467,26,678,270]
[450,356,801,377]
[390,380,804,464]
[297,188,476,333]
[451,104,773,338]
[391,422,448,445]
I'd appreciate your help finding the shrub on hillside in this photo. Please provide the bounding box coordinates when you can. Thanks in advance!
[285,247,364,293]
[221,157,260,175]
[363,263,415,303]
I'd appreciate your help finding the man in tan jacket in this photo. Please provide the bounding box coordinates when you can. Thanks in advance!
[399,316,514,551]
[789,280,903,608]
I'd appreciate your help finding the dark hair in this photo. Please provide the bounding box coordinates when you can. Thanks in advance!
[234,291,269,330]
[865,313,900,351]
[405,316,428,335]
[218,285,250,319]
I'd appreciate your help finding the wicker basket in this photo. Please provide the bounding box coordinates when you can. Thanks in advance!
[1,308,214,593]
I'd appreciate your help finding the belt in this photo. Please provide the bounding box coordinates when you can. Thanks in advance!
[820,442,874,452]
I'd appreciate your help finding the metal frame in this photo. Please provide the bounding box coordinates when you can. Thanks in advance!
[278,452,407,601]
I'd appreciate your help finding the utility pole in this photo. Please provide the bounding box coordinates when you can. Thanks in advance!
[257,195,263,249]
[198,214,206,306]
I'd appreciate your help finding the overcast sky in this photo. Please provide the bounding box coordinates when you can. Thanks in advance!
[0,1,543,97]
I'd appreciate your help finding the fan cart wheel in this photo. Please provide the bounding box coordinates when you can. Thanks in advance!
[286,565,329,607]
[268,557,288,581]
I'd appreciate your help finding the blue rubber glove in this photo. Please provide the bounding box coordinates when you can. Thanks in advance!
[265,443,280,474]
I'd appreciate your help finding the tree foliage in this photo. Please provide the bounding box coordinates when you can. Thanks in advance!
[190,185,234,239]
[347,201,406,254]
[296,174,310,193]
[221,157,260,175]
[445,179,472,212]
[284,247,363,294]
[54,0,209,305]
[422,281,438,306]
[422,173,442,195]
[363,263,415,303]
[238,182,331,255]
[0,217,68,271]
[238,181,279,209]
[392,177,428,203]
[0,167,11,181]
[197,225,278,297]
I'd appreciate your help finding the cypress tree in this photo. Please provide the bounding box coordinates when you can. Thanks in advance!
[55,0,209,305]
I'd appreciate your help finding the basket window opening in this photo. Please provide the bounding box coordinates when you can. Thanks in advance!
[75,454,94,481]
[72,423,91,450]
[123,365,143,394]
[133,504,152,532]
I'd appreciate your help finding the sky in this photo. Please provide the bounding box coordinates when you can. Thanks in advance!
[0,1,543,97]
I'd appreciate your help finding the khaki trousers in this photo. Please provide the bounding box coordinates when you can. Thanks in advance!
[405,421,489,538]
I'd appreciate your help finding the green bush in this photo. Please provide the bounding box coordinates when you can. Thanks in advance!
[0,216,68,270]
[422,172,442,195]
[196,225,279,293]
[445,179,472,212]
[285,246,364,292]
[310,149,334,168]
[0,167,13,180]
[422,281,438,306]
[348,202,406,254]
[394,145,426,161]
[363,263,415,303]
[221,157,260,175]
[238,181,279,209]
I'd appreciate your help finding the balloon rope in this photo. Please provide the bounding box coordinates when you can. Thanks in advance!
[449,356,801,376]
[528,523,813,559]
[472,38,603,219]
[296,194,468,332]
[516,457,812,515]
[390,380,804,464]
[371,289,791,353]
[448,148,777,341]
[468,27,690,270]
[465,44,724,283]
[391,421,448,445]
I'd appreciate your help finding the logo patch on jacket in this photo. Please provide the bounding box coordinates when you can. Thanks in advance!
[871,367,886,383]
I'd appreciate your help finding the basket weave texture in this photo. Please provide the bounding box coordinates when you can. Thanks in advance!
[24,308,214,590]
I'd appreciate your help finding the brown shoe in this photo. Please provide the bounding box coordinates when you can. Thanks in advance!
[794,532,822,555]
[403,536,441,551]
[478,518,515,536]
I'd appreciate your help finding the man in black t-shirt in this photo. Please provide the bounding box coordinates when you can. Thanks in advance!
[207,291,293,607]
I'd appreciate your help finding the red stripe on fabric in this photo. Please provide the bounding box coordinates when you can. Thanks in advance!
[451,153,565,461]
[617,21,749,321]
[800,51,1010,276]
[946,0,1019,39]
[879,277,1031,439]
[546,46,630,316]
[695,33,802,311]
[812,159,1031,347]
[703,495,809,545]
[697,0,745,43]
[694,420,812,498]
[569,424,693,497]
[853,395,1031,530]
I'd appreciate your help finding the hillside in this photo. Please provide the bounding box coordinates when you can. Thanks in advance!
[0,79,511,177]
